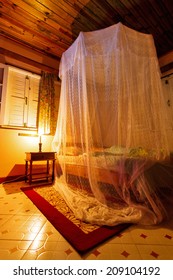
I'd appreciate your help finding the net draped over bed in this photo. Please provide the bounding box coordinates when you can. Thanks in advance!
[52,23,173,226]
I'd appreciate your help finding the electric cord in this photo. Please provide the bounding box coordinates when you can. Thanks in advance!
[1,174,27,185]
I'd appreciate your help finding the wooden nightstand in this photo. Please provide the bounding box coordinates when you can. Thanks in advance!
[25,152,57,184]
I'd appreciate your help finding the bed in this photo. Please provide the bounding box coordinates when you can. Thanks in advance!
[55,145,172,224]
[57,147,127,203]
[52,23,173,226]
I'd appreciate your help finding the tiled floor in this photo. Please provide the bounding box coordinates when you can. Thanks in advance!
[0,181,173,260]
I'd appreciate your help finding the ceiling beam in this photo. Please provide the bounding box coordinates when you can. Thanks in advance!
[0,46,59,74]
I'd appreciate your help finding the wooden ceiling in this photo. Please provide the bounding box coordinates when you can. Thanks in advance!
[0,0,173,72]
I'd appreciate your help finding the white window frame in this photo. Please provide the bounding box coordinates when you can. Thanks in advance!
[0,65,40,130]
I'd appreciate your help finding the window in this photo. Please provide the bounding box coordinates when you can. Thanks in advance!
[0,64,40,129]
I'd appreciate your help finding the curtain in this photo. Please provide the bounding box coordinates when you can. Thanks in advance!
[38,71,57,135]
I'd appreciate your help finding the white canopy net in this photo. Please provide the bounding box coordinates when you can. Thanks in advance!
[52,23,173,226]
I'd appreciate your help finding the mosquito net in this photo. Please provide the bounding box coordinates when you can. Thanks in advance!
[52,23,173,226]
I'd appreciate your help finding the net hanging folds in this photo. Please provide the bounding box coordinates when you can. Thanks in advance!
[52,23,173,226]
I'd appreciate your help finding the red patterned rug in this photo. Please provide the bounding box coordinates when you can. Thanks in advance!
[21,185,130,254]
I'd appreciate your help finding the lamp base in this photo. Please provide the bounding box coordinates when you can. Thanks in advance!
[39,143,42,152]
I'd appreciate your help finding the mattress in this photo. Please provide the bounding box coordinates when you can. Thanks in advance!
[57,145,153,171]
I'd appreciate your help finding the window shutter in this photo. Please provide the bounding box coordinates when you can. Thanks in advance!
[27,76,40,127]
[0,65,40,128]
[8,70,26,126]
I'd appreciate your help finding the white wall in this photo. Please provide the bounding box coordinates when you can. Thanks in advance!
[0,128,54,178]
[0,40,61,179]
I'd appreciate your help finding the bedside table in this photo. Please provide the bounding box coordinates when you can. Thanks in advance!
[25,152,57,184]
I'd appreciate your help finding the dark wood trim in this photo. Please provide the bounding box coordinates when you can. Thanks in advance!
[161,72,173,79]
[160,62,173,74]
[0,47,59,74]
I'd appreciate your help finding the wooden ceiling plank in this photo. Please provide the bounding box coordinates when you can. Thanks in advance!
[0,14,68,54]
[105,0,141,30]
[117,0,148,30]
[50,0,80,18]
[0,0,172,61]
[0,16,65,59]
[0,3,72,59]
[49,0,103,33]
[22,0,77,34]
[148,0,166,17]
[123,0,171,52]
[35,0,77,24]
[72,9,104,32]
[148,0,173,31]
[111,0,147,32]
[51,0,102,31]
[76,0,91,5]
[84,0,115,25]
[72,1,110,30]
[8,0,74,41]
[161,0,173,14]
[3,0,74,43]
[104,0,129,16]
[58,0,113,32]
[0,32,62,60]
[129,0,167,31]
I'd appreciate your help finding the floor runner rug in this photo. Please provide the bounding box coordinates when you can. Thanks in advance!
[21,185,130,254]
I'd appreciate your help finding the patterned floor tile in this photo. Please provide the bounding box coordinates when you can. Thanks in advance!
[0,182,173,260]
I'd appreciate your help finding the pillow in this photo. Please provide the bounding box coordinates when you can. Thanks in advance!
[129,147,148,157]
[104,146,127,155]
